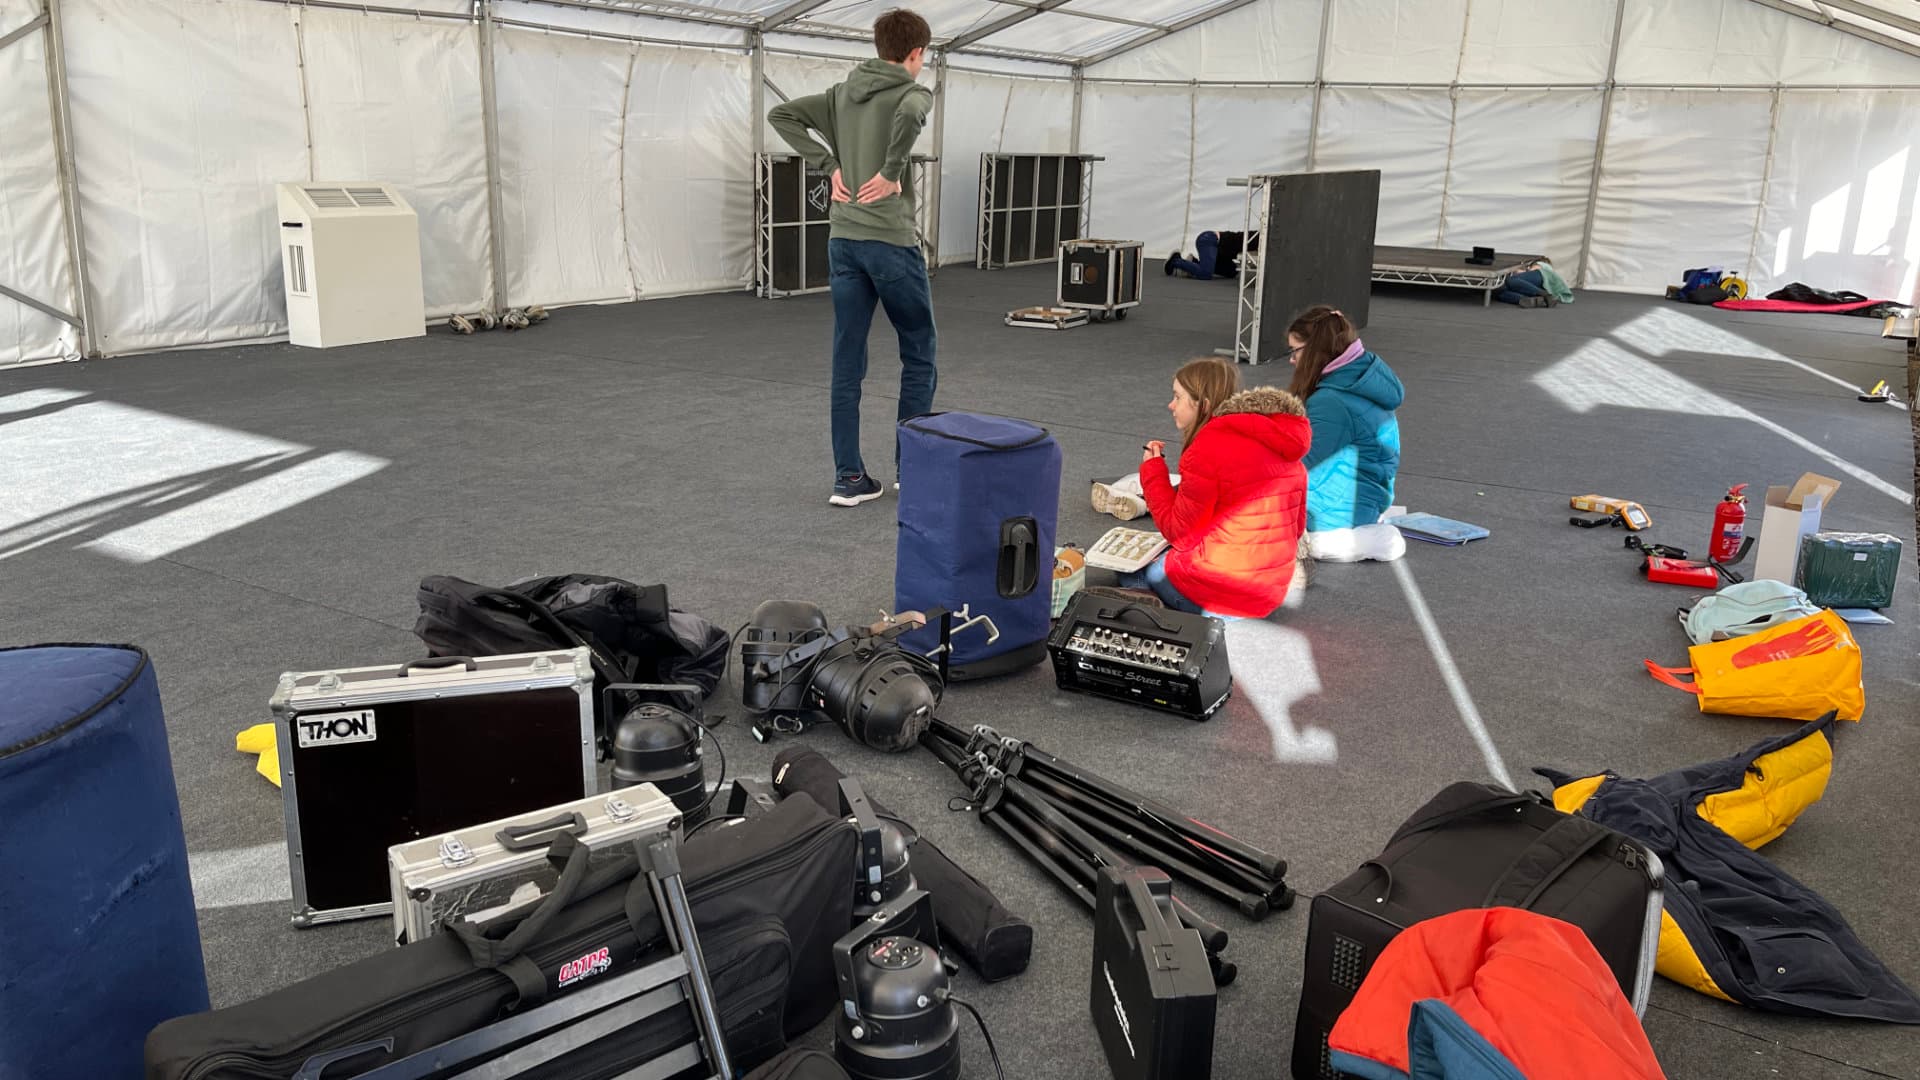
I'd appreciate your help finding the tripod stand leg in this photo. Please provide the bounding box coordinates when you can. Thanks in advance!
[644,839,733,1080]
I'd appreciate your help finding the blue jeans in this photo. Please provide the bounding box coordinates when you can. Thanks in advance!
[1496,269,1547,305]
[829,238,937,481]
[1168,231,1220,280]
[1115,554,1238,620]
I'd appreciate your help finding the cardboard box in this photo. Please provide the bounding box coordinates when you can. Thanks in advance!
[1753,473,1841,584]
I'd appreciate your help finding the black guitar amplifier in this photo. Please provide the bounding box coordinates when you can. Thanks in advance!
[1046,593,1231,720]
[1092,866,1217,1080]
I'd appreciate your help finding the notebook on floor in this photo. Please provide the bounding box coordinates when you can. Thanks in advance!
[1390,513,1490,546]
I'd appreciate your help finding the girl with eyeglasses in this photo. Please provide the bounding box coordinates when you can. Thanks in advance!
[1286,306,1408,563]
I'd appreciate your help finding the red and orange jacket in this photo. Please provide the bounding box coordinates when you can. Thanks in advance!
[1140,388,1309,618]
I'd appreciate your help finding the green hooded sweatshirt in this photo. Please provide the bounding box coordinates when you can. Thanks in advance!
[767,59,933,249]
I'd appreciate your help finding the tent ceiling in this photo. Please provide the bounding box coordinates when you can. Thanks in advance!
[514,0,1266,64]
[514,0,1920,64]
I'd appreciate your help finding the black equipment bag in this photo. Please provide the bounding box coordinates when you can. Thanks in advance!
[414,574,730,728]
[743,1048,853,1080]
[1290,782,1661,1080]
[146,798,856,1080]
[1092,867,1216,1080]
[771,746,1034,982]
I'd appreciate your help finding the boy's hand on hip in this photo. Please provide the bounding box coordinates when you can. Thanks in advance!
[857,172,902,204]
[830,169,852,203]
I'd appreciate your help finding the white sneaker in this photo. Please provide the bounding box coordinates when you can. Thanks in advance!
[1090,481,1147,521]
[1306,524,1406,563]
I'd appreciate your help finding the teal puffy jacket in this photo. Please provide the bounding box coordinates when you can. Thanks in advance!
[1302,351,1404,530]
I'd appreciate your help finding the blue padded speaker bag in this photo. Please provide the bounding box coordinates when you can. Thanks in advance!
[0,644,208,1080]
[896,413,1062,679]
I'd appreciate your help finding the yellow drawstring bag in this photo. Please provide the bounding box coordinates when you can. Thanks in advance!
[1644,610,1862,721]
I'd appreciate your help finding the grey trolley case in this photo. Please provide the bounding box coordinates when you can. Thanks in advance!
[1291,782,1662,1080]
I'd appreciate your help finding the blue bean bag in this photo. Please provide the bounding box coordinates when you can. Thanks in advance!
[0,644,208,1079]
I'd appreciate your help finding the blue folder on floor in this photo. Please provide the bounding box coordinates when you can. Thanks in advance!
[1391,513,1490,546]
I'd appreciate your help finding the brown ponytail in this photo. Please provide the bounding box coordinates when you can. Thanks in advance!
[1285,305,1358,400]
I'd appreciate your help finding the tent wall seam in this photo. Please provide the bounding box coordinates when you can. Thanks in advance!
[617,45,639,299]
[1745,84,1786,283]
[291,7,316,183]
[42,0,94,358]
[1434,0,1475,247]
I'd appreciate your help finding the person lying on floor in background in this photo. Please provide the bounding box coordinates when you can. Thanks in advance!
[1121,357,1311,619]
[1287,306,1408,563]
[1165,230,1258,281]
[1496,260,1575,308]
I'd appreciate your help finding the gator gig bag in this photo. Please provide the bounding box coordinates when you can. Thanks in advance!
[146,797,855,1080]
[1290,783,1662,1080]
[896,413,1063,679]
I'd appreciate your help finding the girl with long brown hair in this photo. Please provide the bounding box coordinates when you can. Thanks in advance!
[1286,306,1406,562]
[1119,357,1312,618]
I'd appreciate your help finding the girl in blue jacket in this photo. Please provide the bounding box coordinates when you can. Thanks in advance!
[1287,306,1407,562]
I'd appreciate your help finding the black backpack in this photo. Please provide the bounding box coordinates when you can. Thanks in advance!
[414,574,730,733]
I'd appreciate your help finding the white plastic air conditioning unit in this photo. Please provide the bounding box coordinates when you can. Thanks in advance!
[277,182,426,349]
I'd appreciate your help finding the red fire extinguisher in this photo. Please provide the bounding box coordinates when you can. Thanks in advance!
[1710,484,1747,563]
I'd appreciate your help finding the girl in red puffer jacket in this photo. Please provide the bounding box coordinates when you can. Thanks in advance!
[1120,358,1311,619]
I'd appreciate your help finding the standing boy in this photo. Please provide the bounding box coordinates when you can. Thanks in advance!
[768,10,936,507]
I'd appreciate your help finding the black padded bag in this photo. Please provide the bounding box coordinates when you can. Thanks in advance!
[146,798,855,1080]
[744,1048,854,1080]
[1289,782,1661,1080]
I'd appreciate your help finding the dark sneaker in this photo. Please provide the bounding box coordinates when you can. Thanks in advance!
[1165,252,1180,276]
[1517,295,1550,309]
[829,473,883,507]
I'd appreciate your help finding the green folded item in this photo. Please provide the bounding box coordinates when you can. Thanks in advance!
[1797,531,1902,610]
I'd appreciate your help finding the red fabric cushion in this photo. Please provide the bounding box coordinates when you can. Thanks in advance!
[1711,298,1883,313]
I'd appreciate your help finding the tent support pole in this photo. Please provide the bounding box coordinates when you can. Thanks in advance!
[751,30,766,158]
[42,0,96,357]
[1070,65,1083,154]
[930,51,947,263]
[1575,0,1627,290]
[477,0,509,315]
[1304,0,1331,170]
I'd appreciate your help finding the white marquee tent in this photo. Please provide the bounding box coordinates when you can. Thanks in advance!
[1,0,1916,365]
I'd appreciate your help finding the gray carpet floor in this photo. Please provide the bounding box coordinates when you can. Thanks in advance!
[3,263,1917,1078]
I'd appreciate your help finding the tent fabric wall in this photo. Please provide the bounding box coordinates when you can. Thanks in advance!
[1311,88,1454,247]
[1456,0,1618,84]
[623,47,754,297]
[1585,89,1776,294]
[934,71,1074,264]
[300,8,490,318]
[1753,90,1920,304]
[494,29,632,309]
[1082,0,1322,83]
[1186,86,1314,240]
[0,0,76,367]
[1078,83,1193,254]
[62,0,309,355]
[1441,90,1605,265]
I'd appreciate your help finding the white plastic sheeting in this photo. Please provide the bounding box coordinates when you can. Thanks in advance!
[0,0,76,367]
[300,8,490,317]
[934,70,1074,262]
[62,0,309,355]
[1586,89,1776,293]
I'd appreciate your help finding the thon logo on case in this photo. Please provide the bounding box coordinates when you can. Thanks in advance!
[297,709,377,748]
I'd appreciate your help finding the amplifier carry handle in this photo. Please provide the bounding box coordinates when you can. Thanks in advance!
[401,656,478,674]
[1121,867,1184,971]
[497,811,590,852]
